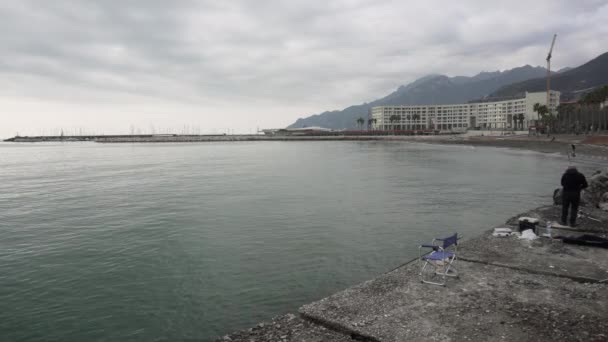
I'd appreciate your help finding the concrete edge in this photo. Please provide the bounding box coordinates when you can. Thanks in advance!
[458,256,601,283]
[298,311,381,342]
[296,255,425,342]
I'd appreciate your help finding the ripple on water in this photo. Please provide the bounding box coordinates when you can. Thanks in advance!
[0,141,592,341]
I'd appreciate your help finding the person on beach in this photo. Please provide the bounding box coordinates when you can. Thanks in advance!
[561,166,588,227]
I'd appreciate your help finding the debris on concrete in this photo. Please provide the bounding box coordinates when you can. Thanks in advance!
[492,228,513,237]
[518,229,538,240]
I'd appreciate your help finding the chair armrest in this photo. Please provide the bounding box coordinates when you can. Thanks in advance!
[420,244,439,250]
[436,236,463,241]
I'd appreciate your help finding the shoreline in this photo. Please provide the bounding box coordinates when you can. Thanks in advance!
[422,135,608,159]
[216,146,608,341]
[6,133,608,159]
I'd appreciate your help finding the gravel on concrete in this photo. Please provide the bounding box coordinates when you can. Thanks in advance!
[299,260,608,342]
[214,313,355,342]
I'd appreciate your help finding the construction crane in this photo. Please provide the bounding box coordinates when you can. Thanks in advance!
[546,34,557,113]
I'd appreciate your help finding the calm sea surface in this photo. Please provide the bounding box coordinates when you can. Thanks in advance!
[0,141,597,341]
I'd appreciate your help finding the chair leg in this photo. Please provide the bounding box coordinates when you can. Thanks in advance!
[421,260,446,286]
[420,261,429,282]
[444,256,459,278]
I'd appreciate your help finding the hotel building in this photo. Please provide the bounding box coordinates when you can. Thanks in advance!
[371,91,560,131]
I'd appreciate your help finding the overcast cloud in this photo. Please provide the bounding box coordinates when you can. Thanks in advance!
[1,0,607,137]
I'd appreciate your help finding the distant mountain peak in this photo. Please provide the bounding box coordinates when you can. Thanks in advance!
[489,51,608,99]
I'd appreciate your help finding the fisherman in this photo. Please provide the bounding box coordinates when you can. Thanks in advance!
[561,166,588,227]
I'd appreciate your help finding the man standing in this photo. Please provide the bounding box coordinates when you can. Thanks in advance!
[561,166,588,227]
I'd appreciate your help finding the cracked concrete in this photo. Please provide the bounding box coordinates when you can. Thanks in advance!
[299,260,607,342]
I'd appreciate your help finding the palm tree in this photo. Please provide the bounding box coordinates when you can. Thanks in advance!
[356,117,365,130]
[412,114,421,130]
[516,113,525,130]
[389,114,400,133]
[533,103,550,133]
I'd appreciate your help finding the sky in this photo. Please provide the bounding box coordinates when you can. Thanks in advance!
[1,0,608,138]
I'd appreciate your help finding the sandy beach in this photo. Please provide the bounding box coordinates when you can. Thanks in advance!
[417,134,608,159]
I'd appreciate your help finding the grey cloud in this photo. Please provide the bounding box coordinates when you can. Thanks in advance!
[1,0,607,109]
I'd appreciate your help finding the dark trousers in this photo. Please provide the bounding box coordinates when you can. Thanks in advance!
[562,191,580,225]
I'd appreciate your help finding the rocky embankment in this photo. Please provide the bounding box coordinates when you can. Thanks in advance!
[587,169,608,210]
[554,169,608,211]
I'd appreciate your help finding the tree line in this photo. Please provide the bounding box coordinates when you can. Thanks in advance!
[536,85,608,134]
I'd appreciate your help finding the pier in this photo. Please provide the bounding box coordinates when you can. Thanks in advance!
[218,205,608,341]
[2,131,446,143]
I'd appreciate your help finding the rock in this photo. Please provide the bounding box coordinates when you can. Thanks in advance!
[600,191,608,211]
[553,188,562,205]
[554,188,589,206]
[583,169,608,207]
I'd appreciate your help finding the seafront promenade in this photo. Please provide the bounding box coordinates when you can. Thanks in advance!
[217,204,608,341]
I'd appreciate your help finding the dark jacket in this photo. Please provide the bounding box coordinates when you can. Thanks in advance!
[561,168,588,193]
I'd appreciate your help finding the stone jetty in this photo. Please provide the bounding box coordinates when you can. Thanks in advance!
[218,205,608,342]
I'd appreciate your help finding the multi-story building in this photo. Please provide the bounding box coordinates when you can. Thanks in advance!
[371,91,560,131]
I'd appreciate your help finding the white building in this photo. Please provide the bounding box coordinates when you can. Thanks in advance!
[371,91,560,131]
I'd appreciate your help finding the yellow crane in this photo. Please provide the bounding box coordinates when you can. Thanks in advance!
[546,34,557,113]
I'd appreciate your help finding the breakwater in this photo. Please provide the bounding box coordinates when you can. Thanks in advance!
[3,133,449,143]
[95,135,405,143]
[3,134,228,142]
[218,204,608,342]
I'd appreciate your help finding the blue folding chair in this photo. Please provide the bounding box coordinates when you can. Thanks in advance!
[418,233,459,286]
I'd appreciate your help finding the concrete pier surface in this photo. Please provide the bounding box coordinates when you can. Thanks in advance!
[218,206,608,342]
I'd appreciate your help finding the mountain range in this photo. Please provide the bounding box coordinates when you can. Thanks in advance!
[288,51,608,129]
[489,51,608,99]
